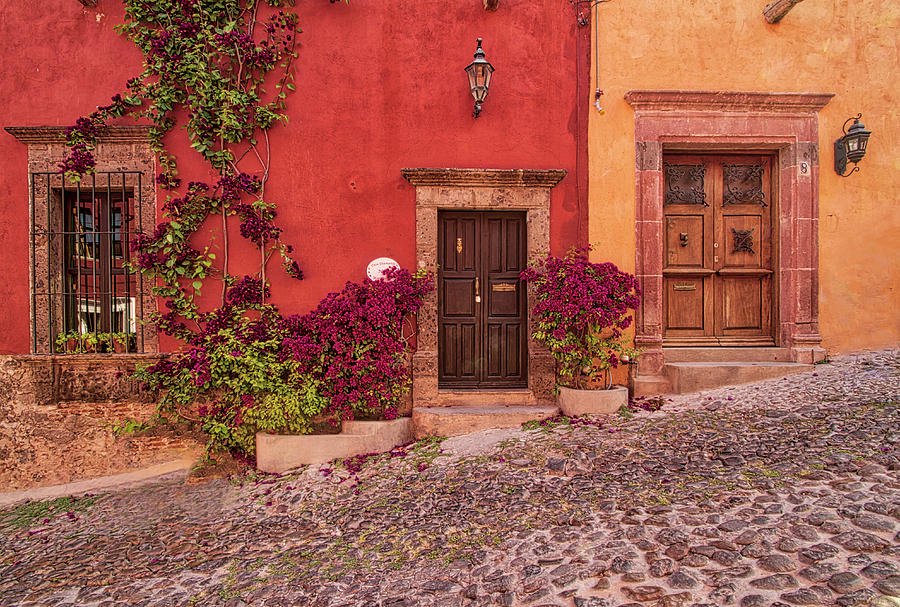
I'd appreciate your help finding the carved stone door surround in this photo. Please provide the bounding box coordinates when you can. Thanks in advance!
[624,90,833,376]
[401,168,566,407]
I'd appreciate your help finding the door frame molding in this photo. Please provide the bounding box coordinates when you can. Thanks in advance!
[625,90,834,375]
[402,168,566,407]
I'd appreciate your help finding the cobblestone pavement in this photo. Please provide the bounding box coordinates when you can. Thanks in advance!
[1,350,898,607]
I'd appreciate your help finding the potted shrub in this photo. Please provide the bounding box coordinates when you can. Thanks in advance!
[521,246,640,416]
[111,332,135,353]
[96,332,113,353]
[81,332,98,353]
[55,330,79,353]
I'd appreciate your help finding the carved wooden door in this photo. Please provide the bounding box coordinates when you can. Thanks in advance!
[662,154,775,346]
[438,211,527,388]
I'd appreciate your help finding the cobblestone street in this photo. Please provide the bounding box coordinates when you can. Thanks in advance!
[1,350,898,607]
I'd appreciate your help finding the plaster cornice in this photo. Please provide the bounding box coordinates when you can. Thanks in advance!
[402,168,566,188]
[5,125,154,144]
[624,90,834,113]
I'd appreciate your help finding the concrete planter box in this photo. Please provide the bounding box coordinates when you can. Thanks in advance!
[558,385,628,416]
[256,418,413,474]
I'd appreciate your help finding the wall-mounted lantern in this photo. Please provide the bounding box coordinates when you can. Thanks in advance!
[834,113,872,177]
[465,38,494,118]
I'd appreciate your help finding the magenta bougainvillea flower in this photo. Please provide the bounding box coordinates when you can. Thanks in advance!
[521,246,640,390]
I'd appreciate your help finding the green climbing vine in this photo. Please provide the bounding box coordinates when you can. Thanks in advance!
[62,0,312,321]
[60,0,434,457]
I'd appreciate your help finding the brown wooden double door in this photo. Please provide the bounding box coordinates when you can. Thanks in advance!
[663,153,776,346]
[438,211,527,388]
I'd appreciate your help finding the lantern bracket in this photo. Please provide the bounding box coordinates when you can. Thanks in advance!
[834,113,872,178]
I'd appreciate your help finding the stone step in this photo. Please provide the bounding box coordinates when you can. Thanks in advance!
[436,389,537,407]
[631,374,672,398]
[665,361,815,394]
[412,405,559,439]
[663,347,793,363]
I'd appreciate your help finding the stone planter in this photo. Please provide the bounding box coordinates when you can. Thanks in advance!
[558,385,628,416]
[255,418,413,474]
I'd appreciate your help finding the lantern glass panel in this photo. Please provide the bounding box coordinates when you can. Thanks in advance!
[847,138,859,152]
[483,65,493,90]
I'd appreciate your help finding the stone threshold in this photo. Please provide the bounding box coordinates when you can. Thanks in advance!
[412,404,559,439]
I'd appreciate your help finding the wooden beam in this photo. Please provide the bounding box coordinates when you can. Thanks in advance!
[483,0,499,10]
[764,0,805,24]
[77,0,98,6]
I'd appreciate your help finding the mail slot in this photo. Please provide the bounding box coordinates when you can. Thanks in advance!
[492,283,517,292]
[673,283,696,291]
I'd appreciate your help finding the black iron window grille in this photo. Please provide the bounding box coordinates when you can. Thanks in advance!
[30,171,150,354]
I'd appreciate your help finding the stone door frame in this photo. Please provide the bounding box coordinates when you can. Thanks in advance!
[624,90,834,376]
[402,168,566,407]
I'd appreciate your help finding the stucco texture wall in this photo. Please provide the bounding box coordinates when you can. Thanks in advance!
[588,1,899,354]
[0,0,583,355]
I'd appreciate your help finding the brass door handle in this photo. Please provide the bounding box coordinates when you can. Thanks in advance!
[475,277,481,303]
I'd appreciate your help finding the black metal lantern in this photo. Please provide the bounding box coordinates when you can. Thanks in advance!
[834,113,872,177]
[465,38,494,118]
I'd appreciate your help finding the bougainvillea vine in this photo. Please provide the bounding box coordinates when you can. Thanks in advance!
[57,0,433,458]
[521,246,640,390]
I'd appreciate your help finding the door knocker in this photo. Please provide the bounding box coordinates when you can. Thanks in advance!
[679,232,689,247]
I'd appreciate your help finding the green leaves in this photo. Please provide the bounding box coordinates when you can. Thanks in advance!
[67,0,352,455]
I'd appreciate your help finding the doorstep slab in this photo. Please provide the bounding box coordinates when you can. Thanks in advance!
[255,418,413,474]
[662,347,793,363]
[666,361,815,393]
[412,405,559,439]
[631,374,672,397]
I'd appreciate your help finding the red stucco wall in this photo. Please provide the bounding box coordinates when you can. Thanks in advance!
[0,0,584,355]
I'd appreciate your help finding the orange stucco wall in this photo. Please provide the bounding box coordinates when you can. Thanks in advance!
[588,1,899,353]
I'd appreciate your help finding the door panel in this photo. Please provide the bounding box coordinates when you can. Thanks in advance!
[439,211,527,388]
[666,215,706,268]
[666,277,708,330]
[720,277,763,330]
[487,281,520,316]
[443,279,476,316]
[721,215,762,268]
[663,153,775,346]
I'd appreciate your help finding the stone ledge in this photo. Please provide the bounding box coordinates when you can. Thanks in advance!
[255,418,413,474]
[14,353,164,365]
[5,125,155,144]
[401,168,566,188]
[11,354,161,405]
[624,90,834,114]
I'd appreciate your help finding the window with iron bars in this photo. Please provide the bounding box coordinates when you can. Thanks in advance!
[30,171,151,354]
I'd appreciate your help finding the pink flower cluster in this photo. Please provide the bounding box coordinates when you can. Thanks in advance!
[521,246,640,387]
[281,268,434,423]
